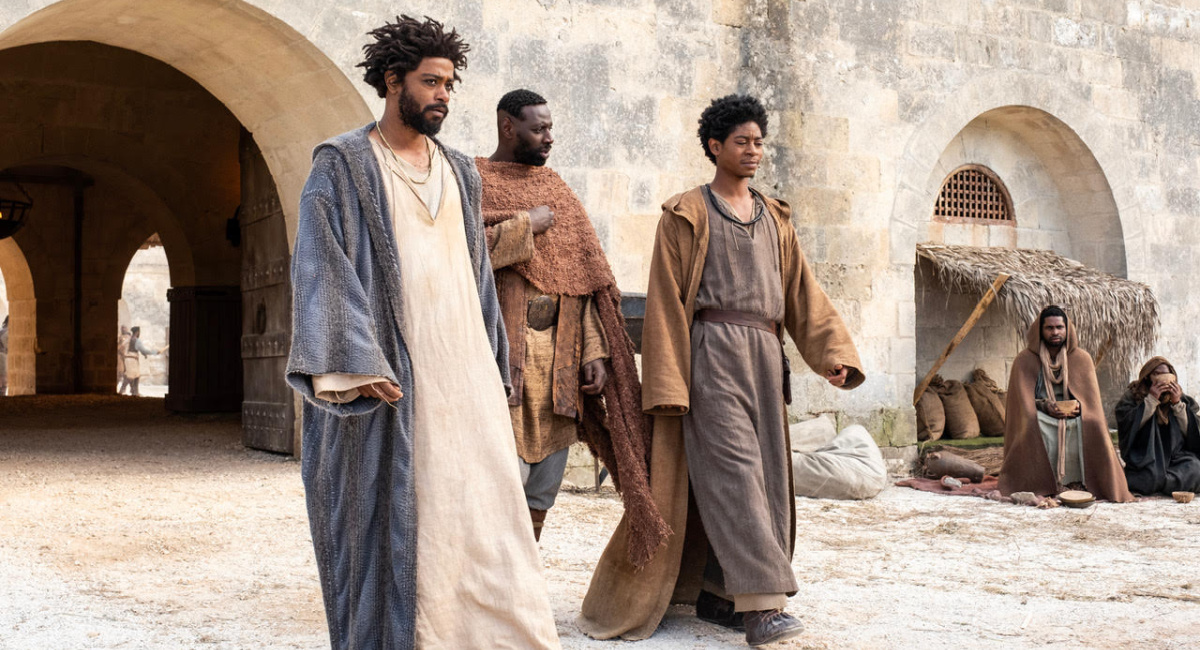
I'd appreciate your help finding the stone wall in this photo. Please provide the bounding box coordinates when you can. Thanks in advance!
[3,1,1200,456]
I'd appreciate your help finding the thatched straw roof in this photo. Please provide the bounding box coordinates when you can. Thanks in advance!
[916,244,1159,378]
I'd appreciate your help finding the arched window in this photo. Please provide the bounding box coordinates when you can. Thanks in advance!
[934,165,1014,224]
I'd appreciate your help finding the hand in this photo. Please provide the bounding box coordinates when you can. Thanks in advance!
[1046,401,1078,419]
[357,381,402,403]
[581,359,607,395]
[1168,381,1183,404]
[528,205,554,235]
[826,364,848,387]
[1150,381,1167,401]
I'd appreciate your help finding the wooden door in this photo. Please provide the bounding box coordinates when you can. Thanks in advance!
[238,129,295,454]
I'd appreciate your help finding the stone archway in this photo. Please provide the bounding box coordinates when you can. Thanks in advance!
[0,0,372,451]
[890,71,1142,278]
[921,106,1125,276]
[0,237,36,395]
[893,73,1139,400]
[0,0,374,247]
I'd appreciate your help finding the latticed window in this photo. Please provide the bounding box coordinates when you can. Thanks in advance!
[933,165,1014,223]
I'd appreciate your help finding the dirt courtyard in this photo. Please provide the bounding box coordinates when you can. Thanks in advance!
[2,396,1198,649]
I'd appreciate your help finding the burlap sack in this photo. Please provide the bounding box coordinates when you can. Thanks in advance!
[937,378,980,439]
[964,368,1006,437]
[916,389,945,441]
[792,425,888,500]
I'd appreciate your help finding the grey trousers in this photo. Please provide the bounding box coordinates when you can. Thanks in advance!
[519,446,570,510]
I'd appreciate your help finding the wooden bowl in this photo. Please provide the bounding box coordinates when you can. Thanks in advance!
[1173,491,1194,504]
[1154,373,1177,386]
[1059,490,1095,507]
[1057,399,1079,414]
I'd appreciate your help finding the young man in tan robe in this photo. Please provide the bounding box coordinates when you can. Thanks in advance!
[579,94,864,647]
[998,305,1133,503]
[287,17,559,649]
[478,89,663,546]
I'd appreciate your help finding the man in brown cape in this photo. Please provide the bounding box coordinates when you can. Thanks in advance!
[999,305,1134,502]
[478,89,667,550]
[578,94,864,647]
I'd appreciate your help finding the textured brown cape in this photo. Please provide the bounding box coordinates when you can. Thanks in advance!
[998,320,1134,502]
[476,158,668,565]
[578,186,864,640]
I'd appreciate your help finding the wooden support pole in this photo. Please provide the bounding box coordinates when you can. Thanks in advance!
[912,273,1010,406]
[1094,336,1113,367]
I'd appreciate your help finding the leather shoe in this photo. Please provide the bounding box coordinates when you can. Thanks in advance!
[695,590,744,631]
[744,609,804,646]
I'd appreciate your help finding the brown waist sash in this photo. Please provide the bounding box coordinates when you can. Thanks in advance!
[694,308,790,405]
[694,308,779,335]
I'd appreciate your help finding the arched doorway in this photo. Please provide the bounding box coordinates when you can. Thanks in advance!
[0,0,373,246]
[118,235,171,397]
[889,74,1145,438]
[0,0,373,453]
[915,106,1126,389]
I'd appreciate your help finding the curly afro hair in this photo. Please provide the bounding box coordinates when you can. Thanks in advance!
[496,89,547,119]
[358,15,470,98]
[697,94,768,164]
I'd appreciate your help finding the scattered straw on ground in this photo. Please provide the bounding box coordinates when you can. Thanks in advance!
[2,396,1198,649]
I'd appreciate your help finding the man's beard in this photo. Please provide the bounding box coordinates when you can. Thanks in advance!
[513,139,548,166]
[398,87,447,136]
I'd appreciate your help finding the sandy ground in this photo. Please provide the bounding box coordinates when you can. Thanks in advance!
[2,396,1199,650]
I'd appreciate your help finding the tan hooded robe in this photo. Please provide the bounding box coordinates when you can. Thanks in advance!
[577,186,864,639]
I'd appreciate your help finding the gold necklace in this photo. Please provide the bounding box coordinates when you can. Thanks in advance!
[377,126,433,184]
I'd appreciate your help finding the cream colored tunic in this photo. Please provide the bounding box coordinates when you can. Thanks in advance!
[371,134,559,649]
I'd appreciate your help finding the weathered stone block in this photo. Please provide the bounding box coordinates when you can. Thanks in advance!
[711,0,747,27]
[907,23,957,60]
[792,187,853,226]
[880,444,920,476]
[585,170,631,216]
[845,406,918,448]
[827,154,880,192]
[800,113,850,152]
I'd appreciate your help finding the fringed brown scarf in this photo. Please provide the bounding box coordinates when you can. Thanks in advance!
[1038,343,1071,482]
[477,158,668,566]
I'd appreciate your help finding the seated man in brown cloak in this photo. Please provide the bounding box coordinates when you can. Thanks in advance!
[1115,356,1200,495]
[999,305,1134,502]
[578,94,864,647]
[477,89,665,548]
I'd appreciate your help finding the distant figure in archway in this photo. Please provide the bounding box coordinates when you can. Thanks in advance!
[116,325,130,389]
[1115,357,1200,495]
[0,315,8,396]
[999,306,1133,502]
[285,15,559,650]
[119,325,159,396]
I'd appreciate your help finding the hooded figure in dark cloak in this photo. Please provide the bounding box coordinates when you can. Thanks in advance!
[1115,356,1200,495]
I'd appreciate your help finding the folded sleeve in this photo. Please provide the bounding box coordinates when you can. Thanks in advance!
[312,373,394,404]
[581,296,610,365]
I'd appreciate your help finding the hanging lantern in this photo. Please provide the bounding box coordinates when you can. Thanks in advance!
[0,179,33,240]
